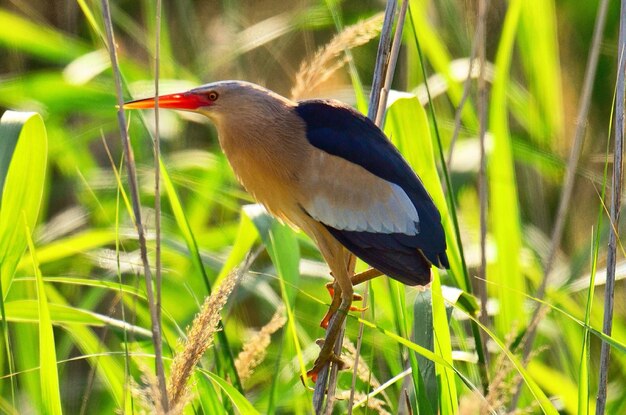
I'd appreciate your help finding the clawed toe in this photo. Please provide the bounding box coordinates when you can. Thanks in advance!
[306,352,346,383]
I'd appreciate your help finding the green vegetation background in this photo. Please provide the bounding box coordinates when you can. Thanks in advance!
[0,0,624,413]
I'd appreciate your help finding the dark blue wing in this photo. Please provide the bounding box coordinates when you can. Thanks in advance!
[295,99,449,285]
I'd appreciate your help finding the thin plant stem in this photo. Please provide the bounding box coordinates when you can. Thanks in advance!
[100,0,168,408]
[367,0,397,121]
[375,0,409,128]
[153,0,167,411]
[509,0,610,407]
[596,1,626,412]
[312,1,398,412]
[477,0,491,372]
[446,45,478,167]
[349,1,409,413]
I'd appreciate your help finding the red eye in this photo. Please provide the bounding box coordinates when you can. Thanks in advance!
[207,91,219,101]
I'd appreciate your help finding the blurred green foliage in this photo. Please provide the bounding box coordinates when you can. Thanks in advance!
[0,0,624,413]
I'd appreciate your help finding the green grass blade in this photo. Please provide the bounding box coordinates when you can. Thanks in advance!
[431,273,458,414]
[0,111,48,298]
[413,290,436,415]
[0,9,88,63]
[488,0,525,335]
[16,230,119,272]
[160,159,211,291]
[407,0,478,130]
[160,158,243,391]
[244,204,308,384]
[43,285,125,406]
[3,300,151,337]
[214,213,259,288]
[201,369,261,415]
[0,110,47,408]
[459,310,558,414]
[24,218,62,415]
[518,0,564,146]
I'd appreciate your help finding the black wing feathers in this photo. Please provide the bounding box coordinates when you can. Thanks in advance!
[296,100,449,285]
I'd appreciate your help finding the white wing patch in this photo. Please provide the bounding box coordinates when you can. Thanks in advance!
[300,149,420,236]
[307,181,419,235]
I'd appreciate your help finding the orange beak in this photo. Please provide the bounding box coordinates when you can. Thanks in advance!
[123,92,213,110]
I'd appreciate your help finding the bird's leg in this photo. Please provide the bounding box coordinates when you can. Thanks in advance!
[321,267,376,328]
[321,282,364,326]
[319,268,383,328]
[350,267,383,286]
[319,281,342,329]
[307,265,354,381]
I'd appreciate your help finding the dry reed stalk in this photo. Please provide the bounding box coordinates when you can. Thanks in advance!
[167,268,242,407]
[349,2,405,413]
[100,0,168,407]
[153,0,165,409]
[596,7,625,403]
[235,306,287,383]
[342,338,381,390]
[312,3,402,412]
[290,13,384,100]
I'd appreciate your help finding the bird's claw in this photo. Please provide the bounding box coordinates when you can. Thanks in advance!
[320,282,364,328]
[325,282,363,301]
[305,350,346,383]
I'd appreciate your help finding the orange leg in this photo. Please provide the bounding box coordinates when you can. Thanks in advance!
[306,284,352,381]
[318,268,383,329]
[307,245,355,381]
[319,281,342,329]
[351,267,383,286]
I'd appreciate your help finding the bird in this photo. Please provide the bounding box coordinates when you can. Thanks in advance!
[123,80,449,380]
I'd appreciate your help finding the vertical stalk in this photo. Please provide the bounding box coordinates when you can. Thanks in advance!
[509,0,610,408]
[349,5,409,414]
[312,1,399,412]
[477,0,491,374]
[596,1,626,412]
[153,0,167,411]
[100,0,168,409]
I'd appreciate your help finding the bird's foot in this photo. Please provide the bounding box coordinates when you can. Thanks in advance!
[320,282,366,329]
[325,282,362,302]
[306,339,346,383]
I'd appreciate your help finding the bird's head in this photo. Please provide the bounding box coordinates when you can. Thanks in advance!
[123,80,294,124]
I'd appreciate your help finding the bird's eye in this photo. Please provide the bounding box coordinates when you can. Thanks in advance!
[207,91,219,101]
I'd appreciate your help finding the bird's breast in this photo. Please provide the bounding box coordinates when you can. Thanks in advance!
[216,119,310,228]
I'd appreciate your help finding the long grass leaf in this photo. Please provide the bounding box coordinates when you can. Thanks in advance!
[457,311,557,414]
[201,370,261,415]
[160,159,243,391]
[243,205,308,387]
[431,274,458,414]
[0,9,88,63]
[0,110,47,408]
[407,0,477,129]
[24,218,62,415]
[413,290,436,415]
[518,0,564,146]
[488,0,525,335]
[0,111,47,298]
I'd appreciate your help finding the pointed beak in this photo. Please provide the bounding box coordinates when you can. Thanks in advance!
[123,91,213,110]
